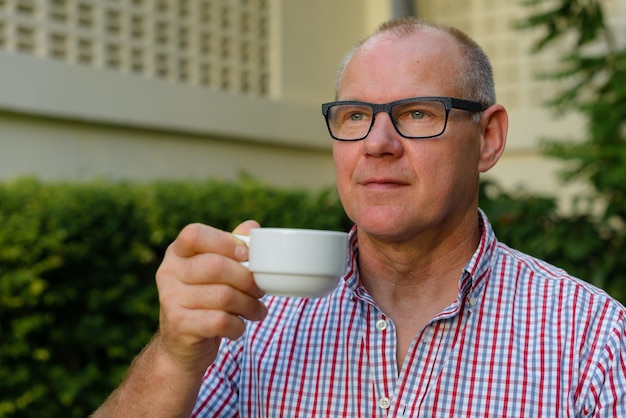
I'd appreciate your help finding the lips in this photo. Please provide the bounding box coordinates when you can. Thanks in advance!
[359,177,410,189]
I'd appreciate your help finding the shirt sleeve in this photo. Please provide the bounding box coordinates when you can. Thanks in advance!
[582,304,626,417]
[191,338,241,418]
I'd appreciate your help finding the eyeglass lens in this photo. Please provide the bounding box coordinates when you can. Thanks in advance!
[327,99,448,140]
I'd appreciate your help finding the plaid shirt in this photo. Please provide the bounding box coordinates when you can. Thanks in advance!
[192,210,626,417]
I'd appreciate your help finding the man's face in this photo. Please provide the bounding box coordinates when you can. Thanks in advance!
[333,29,485,244]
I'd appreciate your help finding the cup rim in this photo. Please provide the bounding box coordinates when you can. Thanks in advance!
[250,228,347,236]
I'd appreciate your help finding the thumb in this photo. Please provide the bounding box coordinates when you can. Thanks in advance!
[232,220,261,236]
[231,220,261,261]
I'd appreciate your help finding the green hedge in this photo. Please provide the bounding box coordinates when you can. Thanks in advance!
[0,177,350,417]
[0,177,623,417]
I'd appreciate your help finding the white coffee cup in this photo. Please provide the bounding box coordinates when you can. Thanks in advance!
[235,228,349,297]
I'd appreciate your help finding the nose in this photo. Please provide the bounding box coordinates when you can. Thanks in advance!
[362,112,403,157]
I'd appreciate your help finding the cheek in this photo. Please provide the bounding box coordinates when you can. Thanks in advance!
[333,144,355,184]
[332,145,359,218]
[441,143,482,196]
[410,141,478,190]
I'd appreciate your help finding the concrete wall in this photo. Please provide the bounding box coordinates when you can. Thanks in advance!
[0,0,396,190]
[0,110,337,188]
[1,0,623,206]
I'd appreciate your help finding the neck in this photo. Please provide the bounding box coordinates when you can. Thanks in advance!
[357,210,481,315]
[355,209,482,370]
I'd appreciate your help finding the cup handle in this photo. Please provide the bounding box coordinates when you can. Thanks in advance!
[234,234,250,268]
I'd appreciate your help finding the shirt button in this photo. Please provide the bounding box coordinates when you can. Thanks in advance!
[469,296,478,306]
[378,396,391,409]
[375,319,388,331]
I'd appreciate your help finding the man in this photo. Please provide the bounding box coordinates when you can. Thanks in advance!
[94,18,626,416]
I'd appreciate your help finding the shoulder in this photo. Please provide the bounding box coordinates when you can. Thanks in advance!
[490,240,626,336]
[478,209,620,308]
[475,210,624,316]
[494,240,614,299]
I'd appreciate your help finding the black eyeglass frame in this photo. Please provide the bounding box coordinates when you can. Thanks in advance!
[321,96,488,141]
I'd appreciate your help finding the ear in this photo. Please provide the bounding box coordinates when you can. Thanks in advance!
[477,104,508,173]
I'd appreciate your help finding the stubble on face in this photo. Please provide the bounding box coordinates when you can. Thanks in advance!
[333,29,482,246]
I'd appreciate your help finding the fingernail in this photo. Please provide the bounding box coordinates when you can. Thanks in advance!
[234,244,248,261]
[256,303,268,320]
[254,286,266,299]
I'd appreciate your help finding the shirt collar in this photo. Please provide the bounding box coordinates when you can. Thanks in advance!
[461,208,498,305]
[341,208,497,306]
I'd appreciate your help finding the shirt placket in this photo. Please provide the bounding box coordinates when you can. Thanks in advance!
[391,292,474,416]
[393,321,449,416]
[364,303,400,417]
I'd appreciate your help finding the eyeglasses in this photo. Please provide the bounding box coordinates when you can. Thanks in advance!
[321,96,487,141]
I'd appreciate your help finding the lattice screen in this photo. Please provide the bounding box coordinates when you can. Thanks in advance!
[0,0,271,96]
[420,0,626,110]
[419,0,542,110]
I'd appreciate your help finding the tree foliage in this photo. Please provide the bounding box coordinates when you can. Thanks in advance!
[514,0,626,302]
[517,0,626,221]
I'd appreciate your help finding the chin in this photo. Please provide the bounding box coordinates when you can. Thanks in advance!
[354,209,412,237]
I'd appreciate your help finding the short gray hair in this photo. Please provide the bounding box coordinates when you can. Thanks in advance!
[335,17,496,121]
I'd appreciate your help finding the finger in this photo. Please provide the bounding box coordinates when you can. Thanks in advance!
[233,220,261,236]
[181,283,268,321]
[165,308,250,341]
[197,310,248,341]
[158,283,267,346]
[160,282,268,339]
[231,220,260,259]
[170,223,247,260]
[164,250,263,299]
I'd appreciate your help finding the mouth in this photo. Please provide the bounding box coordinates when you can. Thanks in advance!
[360,178,409,190]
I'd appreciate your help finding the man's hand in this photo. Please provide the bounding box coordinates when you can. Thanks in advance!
[155,220,268,374]
[91,221,267,417]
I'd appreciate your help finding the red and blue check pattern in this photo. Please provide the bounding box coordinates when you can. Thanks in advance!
[193,210,626,417]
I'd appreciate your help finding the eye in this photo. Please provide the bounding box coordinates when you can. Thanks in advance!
[393,101,441,123]
[333,105,372,124]
[409,110,426,120]
[349,112,365,121]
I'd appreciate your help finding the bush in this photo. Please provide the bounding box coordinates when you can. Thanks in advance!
[0,176,623,416]
[480,180,626,302]
[0,177,350,417]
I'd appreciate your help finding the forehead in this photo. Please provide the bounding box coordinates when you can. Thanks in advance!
[338,28,465,100]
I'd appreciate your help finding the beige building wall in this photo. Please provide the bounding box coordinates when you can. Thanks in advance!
[0,0,386,189]
[1,0,623,203]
